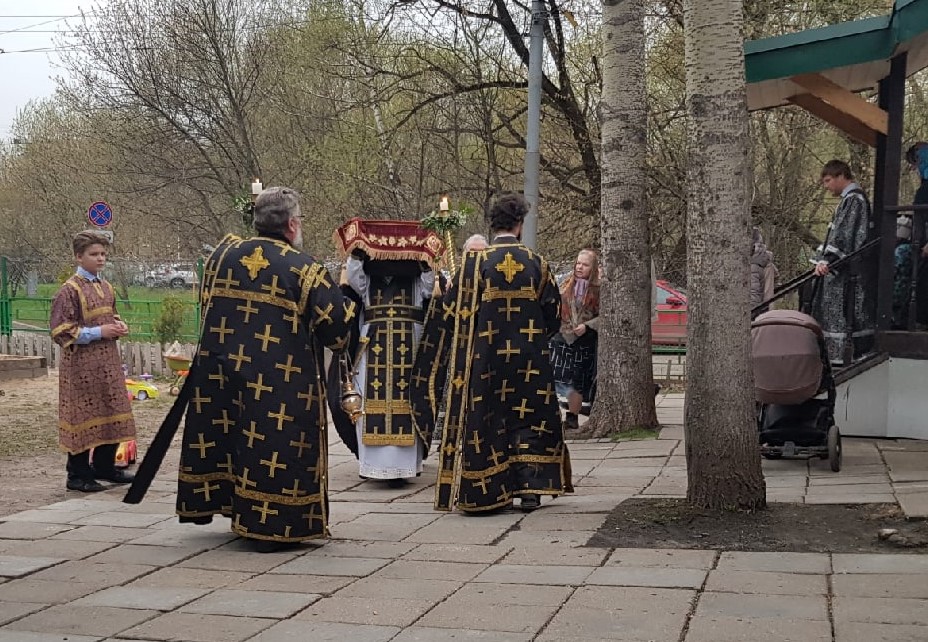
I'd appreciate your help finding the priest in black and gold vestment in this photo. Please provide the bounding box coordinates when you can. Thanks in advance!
[434,193,572,513]
[175,187,354,549]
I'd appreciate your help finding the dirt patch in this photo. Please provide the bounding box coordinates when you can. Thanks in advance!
[588,498,928,553]
[0,371,173,517]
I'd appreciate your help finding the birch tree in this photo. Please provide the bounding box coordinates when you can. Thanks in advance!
[585,0,657,437]
[683,0,765,509]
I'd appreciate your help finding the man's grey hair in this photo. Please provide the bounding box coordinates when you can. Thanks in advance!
[462,234,488,251]
[254,187,300,235]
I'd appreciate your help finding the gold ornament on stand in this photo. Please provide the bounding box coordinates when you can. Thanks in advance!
[421,194,469,277]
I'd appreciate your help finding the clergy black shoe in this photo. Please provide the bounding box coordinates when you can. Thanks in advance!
[66,478,106,493]
[93,468,135,484]
[519,494,541,512]
[181,516,213,525]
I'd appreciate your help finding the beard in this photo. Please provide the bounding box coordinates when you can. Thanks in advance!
[291,227,304,249]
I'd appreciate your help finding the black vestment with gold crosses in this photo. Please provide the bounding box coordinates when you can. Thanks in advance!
[434,238,572,512]
[176,234,354,542]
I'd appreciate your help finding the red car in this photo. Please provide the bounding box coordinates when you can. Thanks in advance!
[653,280,688,346]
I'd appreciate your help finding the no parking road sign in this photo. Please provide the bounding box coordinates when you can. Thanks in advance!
[87,201,114,228]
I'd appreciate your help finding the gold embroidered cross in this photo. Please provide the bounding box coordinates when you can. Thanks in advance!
[254,324,280,352]
[495,379,515,401]
[247,373,273,400]
[520,318,543,341]
[275,355,301,382]
[194,481,220,502]
[261,274,286,298]
[237,300,259,323]
[229,344,252,371]
[190,387,212,414]
[239,467,258,489]
[209,317,234,344]
[496,252,524,283]
[212,410,233,433]
[268,402,294,430]
[290,432,312,457]
[243,422,265,448]
[252,501,278,524]
[260,451,287,478]
[189,432,216,458]
[240,246,270,279]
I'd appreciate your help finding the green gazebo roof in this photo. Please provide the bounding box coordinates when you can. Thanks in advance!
[744,0,928,111]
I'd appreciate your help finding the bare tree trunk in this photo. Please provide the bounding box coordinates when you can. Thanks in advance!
[683,0,766,509]
[586,0,657,437]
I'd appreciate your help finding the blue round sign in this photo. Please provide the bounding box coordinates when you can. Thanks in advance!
[87,201,113,227]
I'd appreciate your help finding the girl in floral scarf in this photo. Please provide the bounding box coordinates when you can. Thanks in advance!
[550,249,600,432]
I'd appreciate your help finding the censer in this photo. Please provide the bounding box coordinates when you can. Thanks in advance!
[338,339,368,422]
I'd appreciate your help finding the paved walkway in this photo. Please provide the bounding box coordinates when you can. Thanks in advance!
[0,393,926,642]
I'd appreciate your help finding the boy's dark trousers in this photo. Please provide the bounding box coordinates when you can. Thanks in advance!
[67,443,118,481]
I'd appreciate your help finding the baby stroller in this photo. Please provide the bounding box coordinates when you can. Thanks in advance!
[751,310,841,472]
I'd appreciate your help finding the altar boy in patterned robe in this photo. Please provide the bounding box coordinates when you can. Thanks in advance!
[175,187,354,551]
[434,193,571,514]
[50,230,137,493]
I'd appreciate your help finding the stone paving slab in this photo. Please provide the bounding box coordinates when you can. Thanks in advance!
[295,595,438,628]
[684,615,832,642]
[0,578,111,604]
[704,569,828,595]
[180,588,320,618]
[696,591,829,621]
[716,551,831,574]
[832,573,928,598]
[832,553,928,574]
[269,554,390,577]
[249,620,399,642]
[0,601,44,626]
[72,585,209,611]
[119,611,274,642]
[0,555,62,578]
[605,547,717,569]
[536,585,693,642]
[5,604,161,638]
[0,523,72,540]
[391,627,534,641]
[833,621,928,642]
[0,633,102,642]
[401,544,509,564]
[473,564,593,586]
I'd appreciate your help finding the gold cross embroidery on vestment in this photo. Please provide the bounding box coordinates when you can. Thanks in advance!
[240,246,270,279]
[496,252,525,283]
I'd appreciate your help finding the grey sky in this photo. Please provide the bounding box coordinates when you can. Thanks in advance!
[0,0,88,140]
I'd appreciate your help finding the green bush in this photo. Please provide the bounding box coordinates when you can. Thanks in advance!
[152,295,187,345]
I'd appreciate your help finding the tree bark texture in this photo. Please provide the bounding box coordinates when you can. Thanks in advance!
[586,0,658,437]
[683,0,766,509]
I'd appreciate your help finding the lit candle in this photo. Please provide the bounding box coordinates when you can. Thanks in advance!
[439,196,449,211]
[251,178,263,196]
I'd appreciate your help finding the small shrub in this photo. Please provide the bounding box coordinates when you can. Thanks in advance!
[152,295,188,346]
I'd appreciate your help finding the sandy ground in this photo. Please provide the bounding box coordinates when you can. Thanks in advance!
[0,370,174,517]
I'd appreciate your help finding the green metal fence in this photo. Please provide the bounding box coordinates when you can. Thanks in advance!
[0,256,203,341]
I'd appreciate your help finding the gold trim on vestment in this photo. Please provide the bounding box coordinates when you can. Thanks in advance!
[460,461,509,478]
[58,412,135,433]
[209,287,299,313]
[178,471,236,484]
[363,399,412,414]
[234,486,323,506]
[362,434,417,446]
[481,286,538,301]
[508,454,564,465]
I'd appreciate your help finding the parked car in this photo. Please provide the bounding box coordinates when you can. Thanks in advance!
[145,264,199,289]
[653,279,688,346]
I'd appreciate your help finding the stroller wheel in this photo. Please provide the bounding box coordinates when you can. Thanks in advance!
[170,385,181,396]
[827,425,842,472]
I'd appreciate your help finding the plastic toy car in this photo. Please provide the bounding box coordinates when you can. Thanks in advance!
[126,379,159,400]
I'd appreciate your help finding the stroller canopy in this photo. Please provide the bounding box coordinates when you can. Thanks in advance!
[751,310,824,405]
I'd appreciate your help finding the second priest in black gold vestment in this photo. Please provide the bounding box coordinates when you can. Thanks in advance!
[176,187,354,544]
[434,193,572,513]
